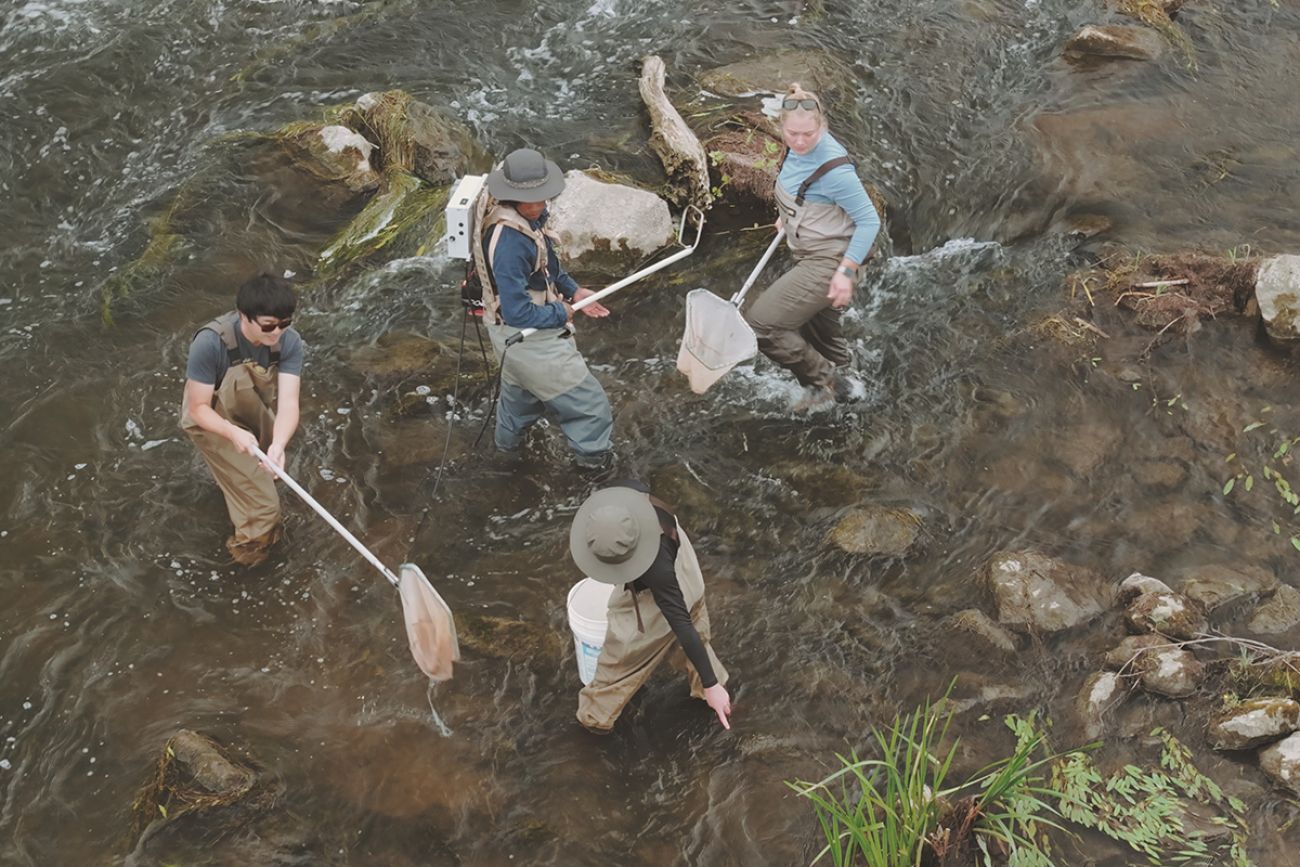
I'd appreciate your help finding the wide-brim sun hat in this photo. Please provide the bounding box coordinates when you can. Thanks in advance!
[487,147,566,203]
[569,486,661,585]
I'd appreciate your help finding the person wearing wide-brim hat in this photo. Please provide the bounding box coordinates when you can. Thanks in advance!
[470,147,615,470]
[569,482,732,732]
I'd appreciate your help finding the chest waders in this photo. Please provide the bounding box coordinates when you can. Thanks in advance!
[576,524,729,732]
[179,312,284,565]
[745,156,859,389]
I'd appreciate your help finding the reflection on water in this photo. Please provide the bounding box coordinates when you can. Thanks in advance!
[3,0,1300,864]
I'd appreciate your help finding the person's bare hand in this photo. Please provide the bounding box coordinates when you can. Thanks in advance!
[262,442,287,476]
[572,287,610,318]
[703,683,732,730]
[827,271,854,309]
[228,427,258,456]
[774,216,784,233]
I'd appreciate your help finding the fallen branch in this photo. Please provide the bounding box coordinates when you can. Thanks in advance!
[1133,278,1190,289]
[1073,317,1110,339]
[639,55,712,212]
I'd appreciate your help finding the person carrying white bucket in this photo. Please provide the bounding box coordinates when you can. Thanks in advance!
[568,482,732,733]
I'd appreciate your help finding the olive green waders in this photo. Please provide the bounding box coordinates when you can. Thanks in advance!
[180,340,283,566]
[577,526,728,732]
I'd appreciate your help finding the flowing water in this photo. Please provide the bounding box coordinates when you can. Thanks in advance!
[3,0,1300,864]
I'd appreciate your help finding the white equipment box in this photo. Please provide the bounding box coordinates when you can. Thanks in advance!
[444,174,487,260]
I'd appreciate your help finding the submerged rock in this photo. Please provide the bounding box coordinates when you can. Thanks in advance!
[1118,572,1174,602]
[1064,24,1166,62]
[166,729,256,796]
[1255,254,1300,343]
[1103,634,1168,670]
[1125,590,1206,639]
[1178,564,1278,611]
[1208,698,1300,750]
[945,608,1019,655]
[984,551,1110,632]
[1258,732,1300,796]
[1247,584,1300,635]
[280,123,380,194]
[1103,634,1204,698]
[1077,671,1130,739]
[547,170,675,279]
[826,506,922,557]
[698,48,844,98]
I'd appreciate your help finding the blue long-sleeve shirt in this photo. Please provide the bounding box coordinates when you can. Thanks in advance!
[778,131,881,264]
[484,209,580,330]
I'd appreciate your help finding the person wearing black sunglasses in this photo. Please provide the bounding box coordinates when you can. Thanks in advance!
[181,273,305,566]
[745,83,882,413]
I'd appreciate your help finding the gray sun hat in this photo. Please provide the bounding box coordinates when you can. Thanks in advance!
[569,486,661,585]
[486,148,566,203]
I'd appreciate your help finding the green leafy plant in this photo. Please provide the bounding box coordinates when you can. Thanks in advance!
[787,692,1070,867]
[1051,727,1251,866]
[1220,409,1300,553]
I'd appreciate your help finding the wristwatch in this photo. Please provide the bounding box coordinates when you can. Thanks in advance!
[835,264,856,277]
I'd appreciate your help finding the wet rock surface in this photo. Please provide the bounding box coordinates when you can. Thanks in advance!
[1247,584,1300,635]
[1125,590,1206,639]
[1077,671,1129,739]
[1255,254,1300,342]
[984,551,1111,632]
[945,608,1019,655]
[548,170,676,278]
[281,124,380,194]
[1103,634,1204,698]
[697,48,844,98]
[1064,24,1167,63]
[1258,732,1300,796]
[1208,698,1300,751]
[826,505,922,557]
[1178,564,1279,612]
[1118,572,1174,601]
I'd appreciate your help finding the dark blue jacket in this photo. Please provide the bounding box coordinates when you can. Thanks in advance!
[484,210,580,330]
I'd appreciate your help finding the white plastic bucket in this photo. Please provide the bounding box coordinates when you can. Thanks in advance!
[567,578,614,685]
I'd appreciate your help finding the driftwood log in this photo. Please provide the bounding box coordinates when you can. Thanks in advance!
[639,55,712,212]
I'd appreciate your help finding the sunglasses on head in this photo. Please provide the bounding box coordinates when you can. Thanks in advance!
[782,97,820,111]
[253,317,293,333]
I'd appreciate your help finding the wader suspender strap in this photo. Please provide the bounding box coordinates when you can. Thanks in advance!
[623,495,681,634]
[206,315,280,368]
[484,219,551,320]
[795,156,854,207]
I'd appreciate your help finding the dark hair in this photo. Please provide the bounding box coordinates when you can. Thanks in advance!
[236,273,297,320]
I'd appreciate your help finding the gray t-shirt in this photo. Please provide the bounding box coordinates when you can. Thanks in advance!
[185,318,305,388]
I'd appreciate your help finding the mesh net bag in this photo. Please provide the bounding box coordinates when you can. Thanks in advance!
[676,288,758,393]
[398,564,460,682]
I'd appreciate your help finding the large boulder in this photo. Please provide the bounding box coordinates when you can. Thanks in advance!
[1258,732,1300,796]
[826,506,922,557]
[1064,25,1167,62]
[1125,590,1206,639]
[1178,564,1278,612]
[984,551,1111,632]
[698,48,844,98]
[1208,698,1300,751]
[340,90,478,184]
[1256,255,1300,342]
[280,123,380,194]
[1247,584,1300,635]
[547,170,676,279]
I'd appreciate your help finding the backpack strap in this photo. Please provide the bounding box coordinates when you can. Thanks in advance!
[795,156,854,207]
[197,311,280,367]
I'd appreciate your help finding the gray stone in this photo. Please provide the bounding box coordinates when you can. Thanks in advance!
[1208,698,1300,750]
[1258,732,1300,796]
[1077,671,1129,739]
[1125,590,1207,640]
[1118,572,1174,602]
[1248,584,1300,635]
[1054,420,1122,477]
[1179,564,1279,611]
[1064,25,1167,62]
[547,170,675,279]
[826,506,922,557]
[1132,460,1187,489]
[1103,634,1167,671]
[698,48,843,98]
[169,730,255,795]
[1255,254,1300,342]
[350,91,476,184]
[283,124,380,194]
[984,551,1111,632]
[946,609,1019,654]
[1140,647,1206,698]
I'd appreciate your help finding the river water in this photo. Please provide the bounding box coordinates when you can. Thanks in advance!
[2,0,1300,864]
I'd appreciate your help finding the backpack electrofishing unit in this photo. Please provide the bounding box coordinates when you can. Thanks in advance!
[444,173,489,315]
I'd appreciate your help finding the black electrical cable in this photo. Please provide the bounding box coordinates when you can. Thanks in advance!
[411,309,471,543]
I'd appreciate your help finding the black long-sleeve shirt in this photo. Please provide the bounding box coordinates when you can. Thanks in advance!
[628,507,717,688]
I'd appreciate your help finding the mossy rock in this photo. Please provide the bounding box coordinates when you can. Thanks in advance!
[317,171,450,277]
[337,90,482,184]
[457,613,565,662]
[826,505,922,557]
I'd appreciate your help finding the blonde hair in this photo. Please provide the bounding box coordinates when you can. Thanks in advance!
[779,82,827,128]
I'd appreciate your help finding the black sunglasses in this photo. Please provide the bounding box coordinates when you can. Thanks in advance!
[253,317,293,333]
[781,97,821,111]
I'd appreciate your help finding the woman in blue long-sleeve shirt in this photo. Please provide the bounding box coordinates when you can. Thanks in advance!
[745,84,881,412]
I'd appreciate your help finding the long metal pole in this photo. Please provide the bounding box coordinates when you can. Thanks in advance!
[252,446,400,587]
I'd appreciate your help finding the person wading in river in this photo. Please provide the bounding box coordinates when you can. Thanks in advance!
[569,482,732,733]
[181,273,303,566]
[746,83,882,413]
[474,147,613,469]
